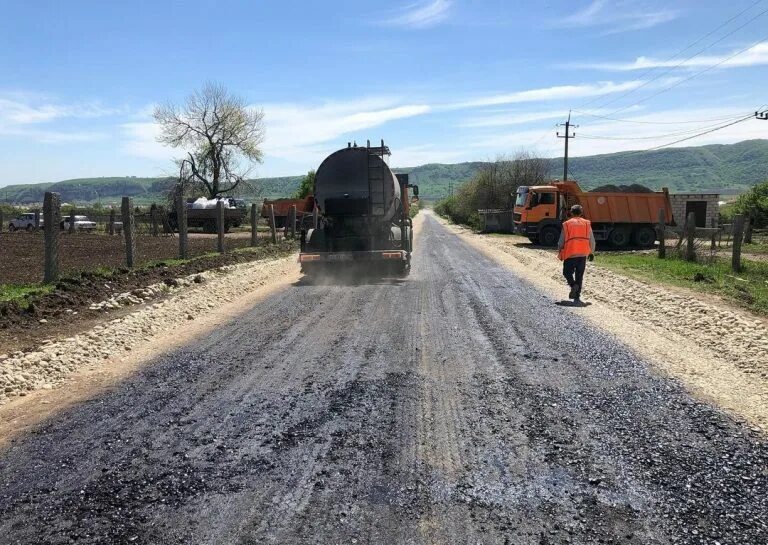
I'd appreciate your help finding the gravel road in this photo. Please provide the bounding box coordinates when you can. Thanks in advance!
[1,214,765,544]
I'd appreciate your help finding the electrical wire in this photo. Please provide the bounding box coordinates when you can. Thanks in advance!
[571,109,750,125]
[577,0,767,110]
[645,114,755,150]
[577,117,754,140]
[607,33,768,116]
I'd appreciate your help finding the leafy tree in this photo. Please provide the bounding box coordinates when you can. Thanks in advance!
[732,181,768,228]
[154,83,265,199]
[292,170,315,199]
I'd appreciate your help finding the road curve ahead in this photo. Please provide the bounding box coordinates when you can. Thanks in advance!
[1,213,766,545]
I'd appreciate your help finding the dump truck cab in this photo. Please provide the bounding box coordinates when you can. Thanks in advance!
[514,183,566,246]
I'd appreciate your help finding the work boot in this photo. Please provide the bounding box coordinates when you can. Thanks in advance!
[574,284,582,301]
[568,285,578,299]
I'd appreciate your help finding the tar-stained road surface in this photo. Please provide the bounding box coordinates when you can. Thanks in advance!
[1,213,766,544]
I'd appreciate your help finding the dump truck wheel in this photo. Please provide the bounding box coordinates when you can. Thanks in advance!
[633,226,656,248]
[539,226,559,247]
[608,227,631,247]
[527,236,538,244]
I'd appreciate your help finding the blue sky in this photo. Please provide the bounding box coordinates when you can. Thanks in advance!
[1,0,767,185]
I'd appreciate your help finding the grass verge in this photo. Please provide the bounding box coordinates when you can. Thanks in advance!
[596,253,768,315]
[0,284,56,303]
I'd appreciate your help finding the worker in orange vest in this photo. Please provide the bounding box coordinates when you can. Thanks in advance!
[558,204,595,301]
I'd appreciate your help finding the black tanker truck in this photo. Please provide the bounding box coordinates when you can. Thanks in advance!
[299,141,418,276]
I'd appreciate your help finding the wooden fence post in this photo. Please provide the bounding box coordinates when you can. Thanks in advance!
[216,200,225,253]
[0,209,3,233]
[657,208,666,259]
[108,208,115,235]
[289,205,297,239]
[150,203,159,237]
[121,197,135,268]
[43,192,61,282]
[744,215,753,244]
[710,217,717,251]
[34,210,41,231]
[250,203,258,247]
[68,206,76,234]
[269,204,277,244]
[685,212,696,262]
[176,193,188,260]
[731,214,745,273]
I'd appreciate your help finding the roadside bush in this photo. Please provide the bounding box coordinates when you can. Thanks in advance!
[731,181,768,228]
[434,150,548,230]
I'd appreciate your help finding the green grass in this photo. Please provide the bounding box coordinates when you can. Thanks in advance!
[596,253,768,315]
[0,283,55,303]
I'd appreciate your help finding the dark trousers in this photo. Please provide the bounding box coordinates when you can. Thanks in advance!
[563,256,587,290]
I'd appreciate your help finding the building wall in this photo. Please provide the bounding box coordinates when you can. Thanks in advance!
[669,193,720,227]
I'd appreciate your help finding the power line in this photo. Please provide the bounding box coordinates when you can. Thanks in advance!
[577,117,752,140]
[572,109,749,125]
[577,0,768,110]
[607,33,768,116]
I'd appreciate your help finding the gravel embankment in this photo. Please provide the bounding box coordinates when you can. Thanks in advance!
[0,256,296,404]
[439,215,768,430]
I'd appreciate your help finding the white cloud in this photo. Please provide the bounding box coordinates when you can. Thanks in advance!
[383,0,452,28]
[0,96,120,125]
[558,0,677,33]
[121,121,177,161]
[446,80,648,109]
[575,42,768,71]
[261,98,431,159]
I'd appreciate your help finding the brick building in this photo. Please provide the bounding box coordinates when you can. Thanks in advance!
[669,192,720,227]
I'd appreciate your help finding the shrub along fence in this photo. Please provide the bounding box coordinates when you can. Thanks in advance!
[0,192,292,285]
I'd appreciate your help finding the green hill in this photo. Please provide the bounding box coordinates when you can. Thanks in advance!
[2,139,767,205]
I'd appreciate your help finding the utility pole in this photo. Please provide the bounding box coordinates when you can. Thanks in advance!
[757,110,768,121]
[557,111,577,181]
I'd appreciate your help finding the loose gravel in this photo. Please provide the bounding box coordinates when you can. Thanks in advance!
[0,256,296,404]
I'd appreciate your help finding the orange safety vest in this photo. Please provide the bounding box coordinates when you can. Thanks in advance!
[558,217,592,261]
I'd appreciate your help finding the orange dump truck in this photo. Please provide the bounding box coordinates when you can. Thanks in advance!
[513,180,673,247]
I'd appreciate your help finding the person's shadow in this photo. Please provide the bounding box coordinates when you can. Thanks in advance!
[554,300,592,307]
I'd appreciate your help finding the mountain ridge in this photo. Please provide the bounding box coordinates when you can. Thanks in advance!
[2,139,767,204]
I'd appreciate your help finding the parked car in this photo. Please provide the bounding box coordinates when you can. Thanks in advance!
[60,215,97,231]
[8,213,43,232]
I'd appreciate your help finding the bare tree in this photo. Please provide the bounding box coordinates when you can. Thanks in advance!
[154,83,265,199]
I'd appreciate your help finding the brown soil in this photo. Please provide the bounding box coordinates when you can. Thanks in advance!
[0,231,281,285]
[0,240,297,354]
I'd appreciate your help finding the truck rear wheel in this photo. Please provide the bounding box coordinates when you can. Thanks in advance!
[539,226,559,247]
[608,227,631,248]
[632,226,656,248]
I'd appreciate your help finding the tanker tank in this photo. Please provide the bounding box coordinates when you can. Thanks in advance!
[299,141,417,277]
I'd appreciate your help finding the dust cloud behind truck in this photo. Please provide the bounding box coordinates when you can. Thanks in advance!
[299,141,417,275]
[513,180,673,247]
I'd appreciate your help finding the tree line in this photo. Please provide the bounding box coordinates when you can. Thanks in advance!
[434,151,548,229]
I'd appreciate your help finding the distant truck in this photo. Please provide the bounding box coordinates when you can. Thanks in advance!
[168,197,247,233]
[513,180,673,247]
[61,215,97,231]
[261,196,314,228]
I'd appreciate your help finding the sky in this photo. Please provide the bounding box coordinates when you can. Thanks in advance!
[1,0,768,185]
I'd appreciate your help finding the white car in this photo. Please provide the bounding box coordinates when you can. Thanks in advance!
[61,215,97,231]
[8,213,43,231]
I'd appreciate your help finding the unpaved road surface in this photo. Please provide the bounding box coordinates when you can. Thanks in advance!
[1,214,766,544]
